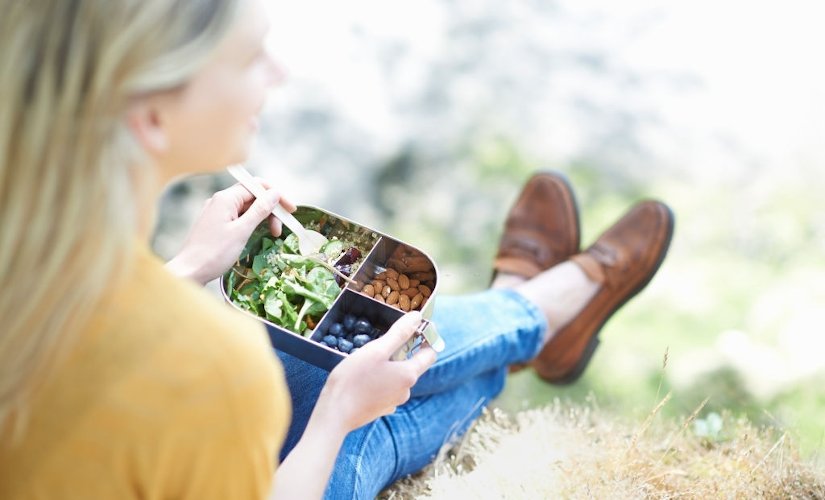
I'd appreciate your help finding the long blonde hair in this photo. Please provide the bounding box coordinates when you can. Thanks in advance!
[0,0,239,436]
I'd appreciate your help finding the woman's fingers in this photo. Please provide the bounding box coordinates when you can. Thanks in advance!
[369,311,422,357]
[269,216,284,237]
[321,312,437,431]
[407,345,437,377]
[236,188,282,233]
[279,196,297,212]
[247,177,294,236]
[363,311,436,382]
[216,182,257,209]
[256,176,297,212]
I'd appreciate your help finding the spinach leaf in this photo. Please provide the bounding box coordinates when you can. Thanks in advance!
[225,226,360,336]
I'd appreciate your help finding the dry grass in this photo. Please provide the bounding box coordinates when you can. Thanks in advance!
[380,398,825,499]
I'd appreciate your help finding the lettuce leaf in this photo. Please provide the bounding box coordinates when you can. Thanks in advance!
[227,230,351,336]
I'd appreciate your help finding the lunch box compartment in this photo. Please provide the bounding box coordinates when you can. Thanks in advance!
[348,238,437,316]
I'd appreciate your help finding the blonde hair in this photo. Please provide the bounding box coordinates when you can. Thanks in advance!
[0,0,239,436]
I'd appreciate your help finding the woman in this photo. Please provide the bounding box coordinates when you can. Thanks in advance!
[0,0,673,498]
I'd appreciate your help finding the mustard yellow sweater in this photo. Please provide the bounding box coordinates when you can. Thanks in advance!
[0,244,290,499]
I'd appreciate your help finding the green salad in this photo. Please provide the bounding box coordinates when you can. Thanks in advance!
[226,225,363,337]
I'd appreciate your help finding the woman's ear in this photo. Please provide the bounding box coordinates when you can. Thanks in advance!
[126,97,169,156]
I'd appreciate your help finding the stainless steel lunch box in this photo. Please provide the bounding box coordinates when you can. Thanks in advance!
[220,205,444,371]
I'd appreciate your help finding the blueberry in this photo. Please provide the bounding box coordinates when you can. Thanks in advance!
[342,314,357,331]
[322,335,338,348]
[353,319,372,335]
[352,334,371,348]
[310,329,324,342]
[328,322,344,337]
[337,339,353,353]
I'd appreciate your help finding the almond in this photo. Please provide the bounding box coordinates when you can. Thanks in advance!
[398,274,410,289]
[362,284,375,298]
[418,284,432,297]
[387,278,400,291]
[399,294,411,311]
[387,290,400,305]
[411,272,435,282]
[411,293,424,309]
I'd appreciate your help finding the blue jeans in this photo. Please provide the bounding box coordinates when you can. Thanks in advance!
[277,288,546,499]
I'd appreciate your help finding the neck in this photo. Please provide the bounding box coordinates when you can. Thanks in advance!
[136,202,158,243]
[133,162,167,243]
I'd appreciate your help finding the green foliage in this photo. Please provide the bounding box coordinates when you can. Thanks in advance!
[225,227,342,336]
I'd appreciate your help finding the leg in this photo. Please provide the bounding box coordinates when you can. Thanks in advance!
[275,287,540,460]
[319,199,675,495]
[276,350,327,461]
[414,256,604,397]
[279,261,599,458]
[323,368,506,499]
[278,183,674,490]
[410,288,545,396]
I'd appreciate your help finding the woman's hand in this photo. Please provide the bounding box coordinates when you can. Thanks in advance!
[271,312,436,499]
[165,181,296,285]
[316,311,438,434]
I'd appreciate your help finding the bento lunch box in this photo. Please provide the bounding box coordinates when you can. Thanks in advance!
[220,206,444,371]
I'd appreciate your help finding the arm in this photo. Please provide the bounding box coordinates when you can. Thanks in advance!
[271,312,437,499]
[165,180,296,285]
[270,404,347,499]
[166,179,436,497]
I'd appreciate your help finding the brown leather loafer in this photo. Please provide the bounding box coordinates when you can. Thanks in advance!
[532,200,675,384]
[493,171,580,281]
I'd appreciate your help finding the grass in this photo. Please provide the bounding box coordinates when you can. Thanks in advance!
[380,398,825,499]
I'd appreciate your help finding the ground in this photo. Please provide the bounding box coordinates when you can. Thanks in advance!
[381,401,825,499]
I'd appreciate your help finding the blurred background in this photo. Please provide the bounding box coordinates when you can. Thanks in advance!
[153,0,825,456]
